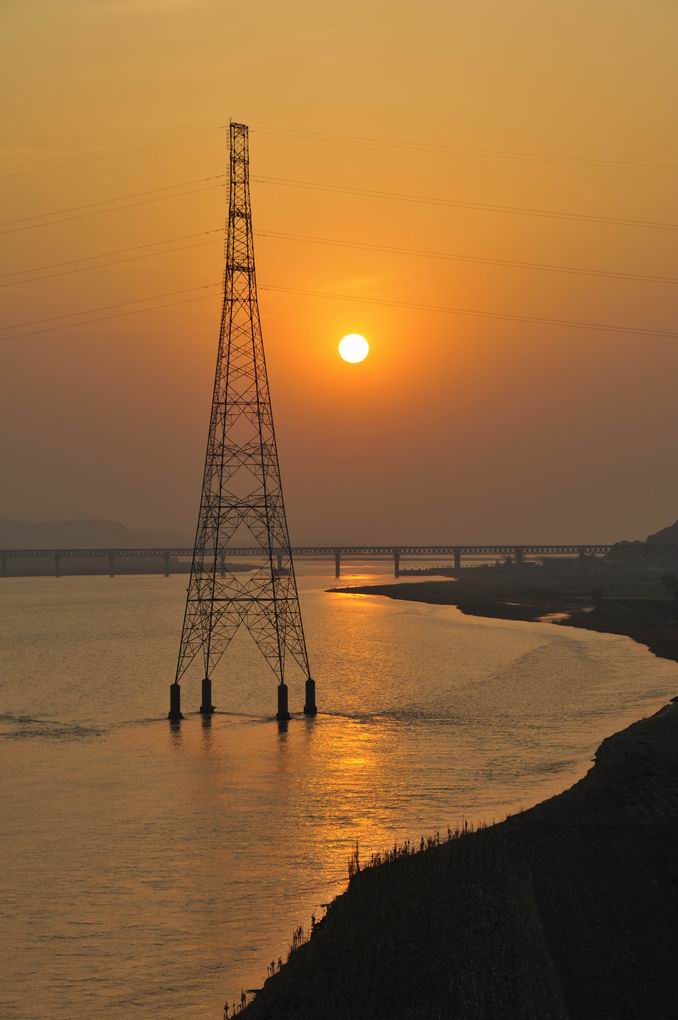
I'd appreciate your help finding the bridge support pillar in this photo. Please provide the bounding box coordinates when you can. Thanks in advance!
[163,551,171,577]
[453,548,462,570]
[200,677,215,715]
[108,552,115,578]
[276,682,291,721]
[54,553,61,578]
[394,549,401,578]
[514,547,524,567]
[168,682,183,721]
[277,550,283,571]
[334,551,341,578]
[303,677,318,716]
[0,551,6,577]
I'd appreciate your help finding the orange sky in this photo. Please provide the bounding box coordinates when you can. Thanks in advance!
[2,0,678,543]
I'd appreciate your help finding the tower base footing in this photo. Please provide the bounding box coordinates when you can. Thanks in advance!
[168,682,184,721]
[303,677,318,716]
[276,682,291,721]
[200,677,215,715]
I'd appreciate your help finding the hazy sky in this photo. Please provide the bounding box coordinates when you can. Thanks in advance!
[2,0,678,543]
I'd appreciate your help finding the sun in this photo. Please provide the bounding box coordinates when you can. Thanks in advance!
[338,333,369,364]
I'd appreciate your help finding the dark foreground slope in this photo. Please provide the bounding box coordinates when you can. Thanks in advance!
[243,701,678,1020]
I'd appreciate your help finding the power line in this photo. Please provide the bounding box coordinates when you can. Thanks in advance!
[251,125,678,175]
[0,290,220,344]
[0,126,228,178]
[3,121,676,178]
[0,183,224,236]
[1,235,221,288]
[0,175,225,227]
[261,284,678,341]
[3,278,678,344]
[5,227,677,292]
[3,171,676,239]
[257,230,678,288]
[0,228,222,281]
[254,176,678,232]
[0,283,221,333]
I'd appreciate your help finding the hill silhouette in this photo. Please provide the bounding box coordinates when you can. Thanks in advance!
[647,518,678,544]
[0,517,189,549]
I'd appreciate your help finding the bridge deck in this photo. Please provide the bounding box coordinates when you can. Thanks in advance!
[2,544,658,558]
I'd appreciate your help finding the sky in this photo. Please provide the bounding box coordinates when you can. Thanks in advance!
[1,0,678,544]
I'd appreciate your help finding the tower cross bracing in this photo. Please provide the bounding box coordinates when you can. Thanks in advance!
[170,121,316,722]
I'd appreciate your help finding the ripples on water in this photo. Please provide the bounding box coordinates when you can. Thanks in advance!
[1,567,676,1018]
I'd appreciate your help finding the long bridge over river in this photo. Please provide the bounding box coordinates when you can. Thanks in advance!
[1,543,673,579]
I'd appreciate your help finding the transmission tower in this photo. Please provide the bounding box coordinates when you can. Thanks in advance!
[168,121,316,723]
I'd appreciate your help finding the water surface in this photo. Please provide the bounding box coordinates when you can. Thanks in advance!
[1,567,676,1018]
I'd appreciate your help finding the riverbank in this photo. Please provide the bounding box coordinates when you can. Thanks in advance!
[243,702,678,1019]
[331,577,678,665]
[241,583,678,1019]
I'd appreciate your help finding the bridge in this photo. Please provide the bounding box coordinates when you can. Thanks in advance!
[1,544,674,579]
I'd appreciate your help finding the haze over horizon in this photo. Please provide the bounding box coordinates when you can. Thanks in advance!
[3,1,678,544]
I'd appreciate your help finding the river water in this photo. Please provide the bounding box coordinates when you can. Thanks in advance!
[1,566,676,1019]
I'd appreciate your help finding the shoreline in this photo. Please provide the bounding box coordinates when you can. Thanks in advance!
[241,582,678,1018]
[330,578,678,666]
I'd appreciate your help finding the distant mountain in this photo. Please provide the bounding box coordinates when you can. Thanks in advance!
[0,518,190,549]
[647,519,678,545]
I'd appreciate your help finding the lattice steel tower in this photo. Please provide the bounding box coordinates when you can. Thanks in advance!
[168,121,316,723]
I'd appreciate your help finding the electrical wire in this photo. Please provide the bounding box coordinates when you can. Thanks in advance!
[0,228,222,281]
[0,126,228,178]
[260,284,678,341]
[0,184,224,236]
[0,175,225,228]
[0,290,221,344]
[0,236,222,288]
[256,230,678,287]
[3,279,678,344]
[5,227,677,292]
[0,283,221,333]
[251,125,678,175]
[4,121,676,177]
[3,171,676,238]
[253,176,678,232]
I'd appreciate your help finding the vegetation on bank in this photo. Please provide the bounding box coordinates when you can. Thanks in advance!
[240,816,568,1019]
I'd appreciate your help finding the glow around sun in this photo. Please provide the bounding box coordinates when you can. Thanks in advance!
[338,333,369,364]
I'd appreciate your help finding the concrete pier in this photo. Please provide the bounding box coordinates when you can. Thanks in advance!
[108,552,115,578]
[163,551,171,577]
[277,550,284,571]
[54,553,61,578]
[168,682,183,721]
[303,677,318,716]
[393,549,401,578]
[453,548,462,570]
[200,677,215,715]
[334,551,341,578]
[276,682,291,721]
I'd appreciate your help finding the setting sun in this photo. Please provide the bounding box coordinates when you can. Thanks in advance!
[338,333,369,364]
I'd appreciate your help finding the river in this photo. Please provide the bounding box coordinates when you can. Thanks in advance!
[1,566,676,1018]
